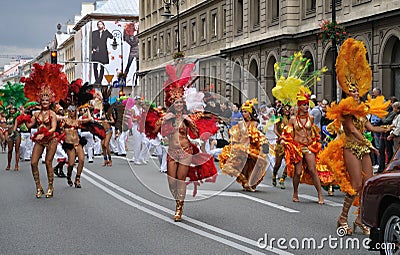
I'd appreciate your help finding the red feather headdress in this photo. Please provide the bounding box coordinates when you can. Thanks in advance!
[20,63,68,103]
[163,62,195,107]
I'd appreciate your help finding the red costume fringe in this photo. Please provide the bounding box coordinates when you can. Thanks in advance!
[16,114,32,126]
[144,108,163,139]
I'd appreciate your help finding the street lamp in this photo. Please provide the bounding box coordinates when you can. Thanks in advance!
[111,29,124,91]
[111,29,124,74]
[162,0,181,53]
[331,0,338,102]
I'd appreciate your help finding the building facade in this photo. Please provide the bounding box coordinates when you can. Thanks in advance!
[139,0,400,105]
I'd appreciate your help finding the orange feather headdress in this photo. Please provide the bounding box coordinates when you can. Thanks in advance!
[336,38,371,97]
[20,63,69,103]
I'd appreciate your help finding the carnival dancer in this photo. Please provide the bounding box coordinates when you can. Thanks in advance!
[0,111,7,152]
[61,105,94,188]
[18,63,68,198]
[319,38,391,235]
[0,82,28,170]
[219,99,268,192]
[144,60,218,222]
[272,52,331,204]
[99,86,115,166]
[62,79,105,187]
[272,104,291,189]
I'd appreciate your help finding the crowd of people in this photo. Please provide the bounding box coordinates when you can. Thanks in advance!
[1,39,399,235]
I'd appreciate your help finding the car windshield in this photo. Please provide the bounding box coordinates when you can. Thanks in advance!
[385,147,400,172]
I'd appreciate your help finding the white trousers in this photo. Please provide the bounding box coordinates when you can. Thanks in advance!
[20,132,31,160]
[93,136,102,155]
[117,130,128,155]
[81,131,94,161]
[109,126,118,153]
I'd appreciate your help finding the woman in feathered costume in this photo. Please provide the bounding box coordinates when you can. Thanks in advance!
[145,60,218,222]
[319,38,391,235]
[0,82,28,170]
[272,52,329,204]
[272,104,291,189]
[99,86,115,166]
[18,63,68,198]
[219,99,268,192]
[60,79,104,188]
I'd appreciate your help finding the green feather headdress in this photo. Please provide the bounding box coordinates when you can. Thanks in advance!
[0,81,28,109]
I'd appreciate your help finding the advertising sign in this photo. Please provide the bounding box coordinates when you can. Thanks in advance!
[86,19,139,87]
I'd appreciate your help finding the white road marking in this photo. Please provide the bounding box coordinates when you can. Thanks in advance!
[298,194,342,207]
[193,190,299,213]
[82,167,294,255]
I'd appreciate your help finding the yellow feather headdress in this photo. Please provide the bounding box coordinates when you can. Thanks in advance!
[336,38,371,97]
[241,98,258,113]
[272,52,327,106]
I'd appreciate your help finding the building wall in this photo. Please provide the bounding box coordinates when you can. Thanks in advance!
[138,0,400,103]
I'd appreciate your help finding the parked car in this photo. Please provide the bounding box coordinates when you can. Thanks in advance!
[361,147,400,254]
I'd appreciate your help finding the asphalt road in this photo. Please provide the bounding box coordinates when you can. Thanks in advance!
[0,140,374,255]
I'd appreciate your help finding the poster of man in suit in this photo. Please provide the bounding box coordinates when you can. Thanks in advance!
[89,20,139,88]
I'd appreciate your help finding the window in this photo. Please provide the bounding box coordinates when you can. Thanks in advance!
[326,0,342,12]
[159,33,164,55]
[153,35,158,57]
[270,0,279,23]
[146,0,151,14]
[211,66,217,89]
[174,27,179,49]
[211,11,218,38]
[147,38,151,59]
[222,6,226,36]
[153,0,157,11]
[182,23,187,47]
[250,0,260,29]
[305,0,316,16]
[191,20,197,45]
[200,16,206,41]
[140,0,145,17]
[352,0,370,6]
[235,0,243,34]
[142,40,146,60]
[166,30,171,53]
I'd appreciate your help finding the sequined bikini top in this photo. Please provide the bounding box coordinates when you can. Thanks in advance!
[35,110,51,126]
[352,116,367,133]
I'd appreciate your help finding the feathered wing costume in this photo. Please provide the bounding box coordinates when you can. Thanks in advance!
[319,38,389,205]
[218,98,268,191]
[271,52,333,185]
[66,79,106,140]
[144,61,218,196]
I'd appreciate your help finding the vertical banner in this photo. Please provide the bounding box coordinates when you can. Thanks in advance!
[87,19,139,87]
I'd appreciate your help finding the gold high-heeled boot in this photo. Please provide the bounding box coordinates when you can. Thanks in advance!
[337,193,355,236]
[353,208,370,235]
[32,171,44,198]
[45,168,54,198]
[66,166,73,187]
[174,200,184,222]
